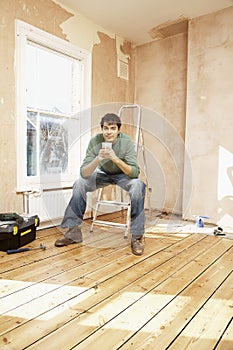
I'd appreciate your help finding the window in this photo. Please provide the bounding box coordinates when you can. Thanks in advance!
[15,20,91,192]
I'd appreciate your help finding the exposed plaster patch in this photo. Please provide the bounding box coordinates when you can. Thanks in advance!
[116,36,130,62]
[120,40,132,57]
[52,1,119,51]
[58,14,103,51]
[22,2,26,11]
[116,36,130,80]
[0,16,5,26]
[149,17,189,40]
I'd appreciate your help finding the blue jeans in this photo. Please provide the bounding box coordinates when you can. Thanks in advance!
[61,171,146,238]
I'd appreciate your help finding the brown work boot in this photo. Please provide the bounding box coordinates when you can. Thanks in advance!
[55,226,83,247]
[131,236,144,256]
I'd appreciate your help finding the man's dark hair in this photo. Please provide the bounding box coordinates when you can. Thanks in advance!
[100,113,121,129]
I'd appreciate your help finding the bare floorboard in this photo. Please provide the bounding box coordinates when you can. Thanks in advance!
[0,213,232,349]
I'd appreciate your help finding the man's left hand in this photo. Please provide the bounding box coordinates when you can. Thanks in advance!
[99,148,118,161]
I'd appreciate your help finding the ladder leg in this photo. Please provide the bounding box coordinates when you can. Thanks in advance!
[124,203,131,239]
[90,188,103,232]
[119,104,152,221]
[140,127,152,221]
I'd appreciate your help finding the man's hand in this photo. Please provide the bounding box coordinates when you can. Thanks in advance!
[98,147,118,161]
[82,147,118,178]
[98,147,132,176]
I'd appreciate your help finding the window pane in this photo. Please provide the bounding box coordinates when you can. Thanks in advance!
[26,43,75,114]
[39,114,68,175]
[27,112,37,176]
[26,42,81,178]
[16,21,89,191]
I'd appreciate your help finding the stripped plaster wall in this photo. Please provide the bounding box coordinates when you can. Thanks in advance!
[54,0,134,109]
[135,33,188,214]
[92,32,133,106]
[135,6,233,226]
[183,7,233,227]
[0,0,133,213]
[0,0,72,212]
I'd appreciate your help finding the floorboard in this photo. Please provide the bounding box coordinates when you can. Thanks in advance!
[0,212,232,349]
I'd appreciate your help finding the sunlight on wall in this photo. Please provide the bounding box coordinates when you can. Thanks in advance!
[217,146,233,226]
[218,146,233,200]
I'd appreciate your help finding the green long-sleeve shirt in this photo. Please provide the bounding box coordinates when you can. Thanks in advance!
[80,132,140,178]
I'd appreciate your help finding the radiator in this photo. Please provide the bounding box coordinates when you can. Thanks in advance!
[24,189,72,224]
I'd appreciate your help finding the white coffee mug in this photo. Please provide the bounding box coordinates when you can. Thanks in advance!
[102,142,112,149]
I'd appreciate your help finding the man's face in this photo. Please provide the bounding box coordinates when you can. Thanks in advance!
[102,122,119,144]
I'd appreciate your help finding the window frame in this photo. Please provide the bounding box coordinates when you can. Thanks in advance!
[15,20,91,192]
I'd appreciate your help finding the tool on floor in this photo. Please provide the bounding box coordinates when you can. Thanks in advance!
[193,215,209,227]
[213,226,225,236]
[6,243,46,254]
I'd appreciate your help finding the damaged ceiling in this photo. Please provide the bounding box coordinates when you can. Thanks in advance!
[57,0,233,45]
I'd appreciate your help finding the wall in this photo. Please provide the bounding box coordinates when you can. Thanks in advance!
[0,0,133,213]
[92,32,133,106]
[183,7,233,227]
[134,6,233,226]
[135,33,188,214]
[0,0,72,212]
[1,1,232,227]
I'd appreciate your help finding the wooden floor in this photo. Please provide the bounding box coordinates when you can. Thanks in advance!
[0,212,232,350]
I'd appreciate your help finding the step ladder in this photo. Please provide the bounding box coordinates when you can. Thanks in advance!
[90,104,151,237]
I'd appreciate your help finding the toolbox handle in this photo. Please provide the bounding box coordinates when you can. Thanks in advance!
[7,248,30,254]
[0,213,24,224]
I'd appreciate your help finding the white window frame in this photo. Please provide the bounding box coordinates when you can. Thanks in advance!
[15,20,91,192]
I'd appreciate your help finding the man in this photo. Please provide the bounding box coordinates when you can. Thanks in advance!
[55,113,146,255]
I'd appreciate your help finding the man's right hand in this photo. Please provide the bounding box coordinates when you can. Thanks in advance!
[98,148,117,161]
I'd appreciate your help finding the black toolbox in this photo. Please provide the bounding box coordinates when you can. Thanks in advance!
[0,214,40,251]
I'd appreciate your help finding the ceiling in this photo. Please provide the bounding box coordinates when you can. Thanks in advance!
[58,0,232,45]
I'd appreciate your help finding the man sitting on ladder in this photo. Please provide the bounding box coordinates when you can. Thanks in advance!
[55,113,146,255]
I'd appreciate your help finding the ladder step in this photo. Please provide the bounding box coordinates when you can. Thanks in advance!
[96,200,130,206]
[92,220,128,228]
